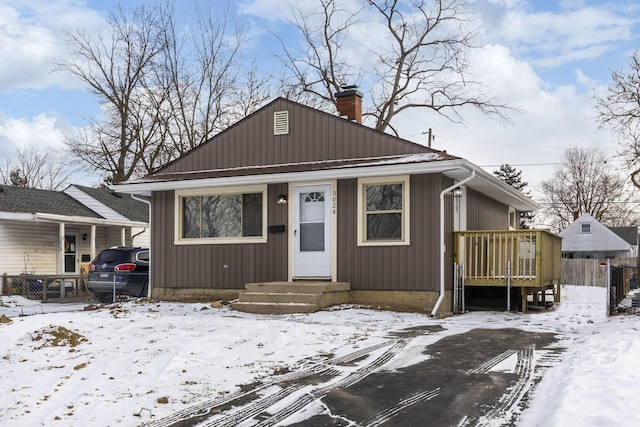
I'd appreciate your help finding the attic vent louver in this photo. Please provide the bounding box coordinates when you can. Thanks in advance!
[274,110,289,135]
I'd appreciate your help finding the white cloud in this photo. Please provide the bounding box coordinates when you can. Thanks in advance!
[486,4,636,68]
[0,113,70,158]
[574,68,598,89]
[0,0,104,91]
[389,41,614,199]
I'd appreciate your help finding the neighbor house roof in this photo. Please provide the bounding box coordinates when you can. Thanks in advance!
[64,185,149,223]
[0,184,148,227]
[0,184,100,218]
[560,213,632,252]
[608,226,638,246]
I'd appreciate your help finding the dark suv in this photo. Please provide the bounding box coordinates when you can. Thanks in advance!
[87,247,149,303]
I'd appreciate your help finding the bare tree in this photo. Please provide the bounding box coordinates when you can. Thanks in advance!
[277,0,510,135]
[56,3,167,184]
[275,0,363,112]
[0,146,76,190]
[152,1,249,156]
[541,147,639,232]
[595,49,640,189]
[57,1,268,184]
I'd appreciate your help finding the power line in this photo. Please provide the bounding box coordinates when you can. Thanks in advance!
[433,134,618,151]
[479,162,563,168]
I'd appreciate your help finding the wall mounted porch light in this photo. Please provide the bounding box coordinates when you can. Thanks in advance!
[277,194,287,205]
[453,188,462,198]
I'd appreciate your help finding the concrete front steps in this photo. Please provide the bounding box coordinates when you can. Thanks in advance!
[231,281,350,314]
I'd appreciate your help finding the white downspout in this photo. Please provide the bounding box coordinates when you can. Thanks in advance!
[431,170,476,317]
[131,194,152,299]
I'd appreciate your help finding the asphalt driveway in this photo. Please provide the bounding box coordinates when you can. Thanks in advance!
[152,326,561,427]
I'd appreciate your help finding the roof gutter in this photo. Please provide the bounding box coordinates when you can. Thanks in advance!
[431,170,476,317]
[33,213,148,228]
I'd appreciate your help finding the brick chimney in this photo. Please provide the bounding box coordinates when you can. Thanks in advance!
[335,86,363,124]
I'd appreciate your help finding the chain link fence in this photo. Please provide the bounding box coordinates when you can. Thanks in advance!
[1,273,96,317]
[1,272,149,318]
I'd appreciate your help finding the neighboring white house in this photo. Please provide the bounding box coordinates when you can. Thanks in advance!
[0,184,149,277]
[560,213,633,259]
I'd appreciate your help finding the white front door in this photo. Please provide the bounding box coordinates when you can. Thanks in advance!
[293,184,332,278]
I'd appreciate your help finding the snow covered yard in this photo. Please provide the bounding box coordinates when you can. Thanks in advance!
[0,285,638,427]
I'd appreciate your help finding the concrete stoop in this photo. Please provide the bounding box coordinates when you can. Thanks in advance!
[231,281,350,314]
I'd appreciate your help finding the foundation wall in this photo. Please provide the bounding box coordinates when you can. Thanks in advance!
[349,290,452,315]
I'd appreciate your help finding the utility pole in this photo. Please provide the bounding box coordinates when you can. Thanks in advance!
[423,128,434,148]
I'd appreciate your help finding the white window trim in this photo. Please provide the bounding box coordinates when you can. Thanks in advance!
[174,184,268,245]
[581,223,591,234]
[508,206,517,230]
[357,175,410,246]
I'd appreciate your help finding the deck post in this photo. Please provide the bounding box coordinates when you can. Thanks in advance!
[453,263,458,313]
[461,262,465,313]
[506,261,511,312]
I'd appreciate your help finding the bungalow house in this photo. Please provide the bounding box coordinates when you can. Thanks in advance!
[0,184,149,278]
[113,92,561,315]
[560,213,633,259]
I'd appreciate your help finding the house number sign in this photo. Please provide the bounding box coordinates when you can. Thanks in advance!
[331,190,337,214]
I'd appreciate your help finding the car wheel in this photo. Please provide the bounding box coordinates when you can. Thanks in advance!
[95,292,114,304]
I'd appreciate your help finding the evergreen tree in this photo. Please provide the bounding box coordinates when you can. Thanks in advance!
[493,164,535,229]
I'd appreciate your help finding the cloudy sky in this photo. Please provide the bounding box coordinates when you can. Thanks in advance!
[0,0,639,197]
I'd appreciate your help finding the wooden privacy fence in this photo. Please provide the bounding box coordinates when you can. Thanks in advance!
[560,258,638,287]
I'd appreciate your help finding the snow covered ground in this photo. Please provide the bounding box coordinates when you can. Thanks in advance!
[0,285,638,427]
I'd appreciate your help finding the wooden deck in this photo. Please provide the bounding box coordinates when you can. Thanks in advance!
[454,230,563,311]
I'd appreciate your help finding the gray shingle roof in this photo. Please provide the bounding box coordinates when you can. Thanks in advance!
[72,185,149,222]
[608,226,638,246]
[0,184,148,222]
[0,184,101,218]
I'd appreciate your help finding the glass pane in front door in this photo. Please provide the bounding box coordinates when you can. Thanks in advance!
[300,191,325,251]
[64,235,76,273]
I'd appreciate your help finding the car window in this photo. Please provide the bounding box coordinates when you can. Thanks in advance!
[97,250,123,263]
[136,251,149,262]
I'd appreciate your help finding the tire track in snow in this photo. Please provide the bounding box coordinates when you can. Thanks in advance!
[464,344,536,427]
[150,339,397,427]
[202,384,306,427]
[251,338,412,427]
[365,387,441,427]
[467,349,519,375]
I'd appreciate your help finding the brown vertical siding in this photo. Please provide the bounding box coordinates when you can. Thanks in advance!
[466,189,509,230]
[159,98,430,174]
[151,184,288,290]
[336,174,453,292]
